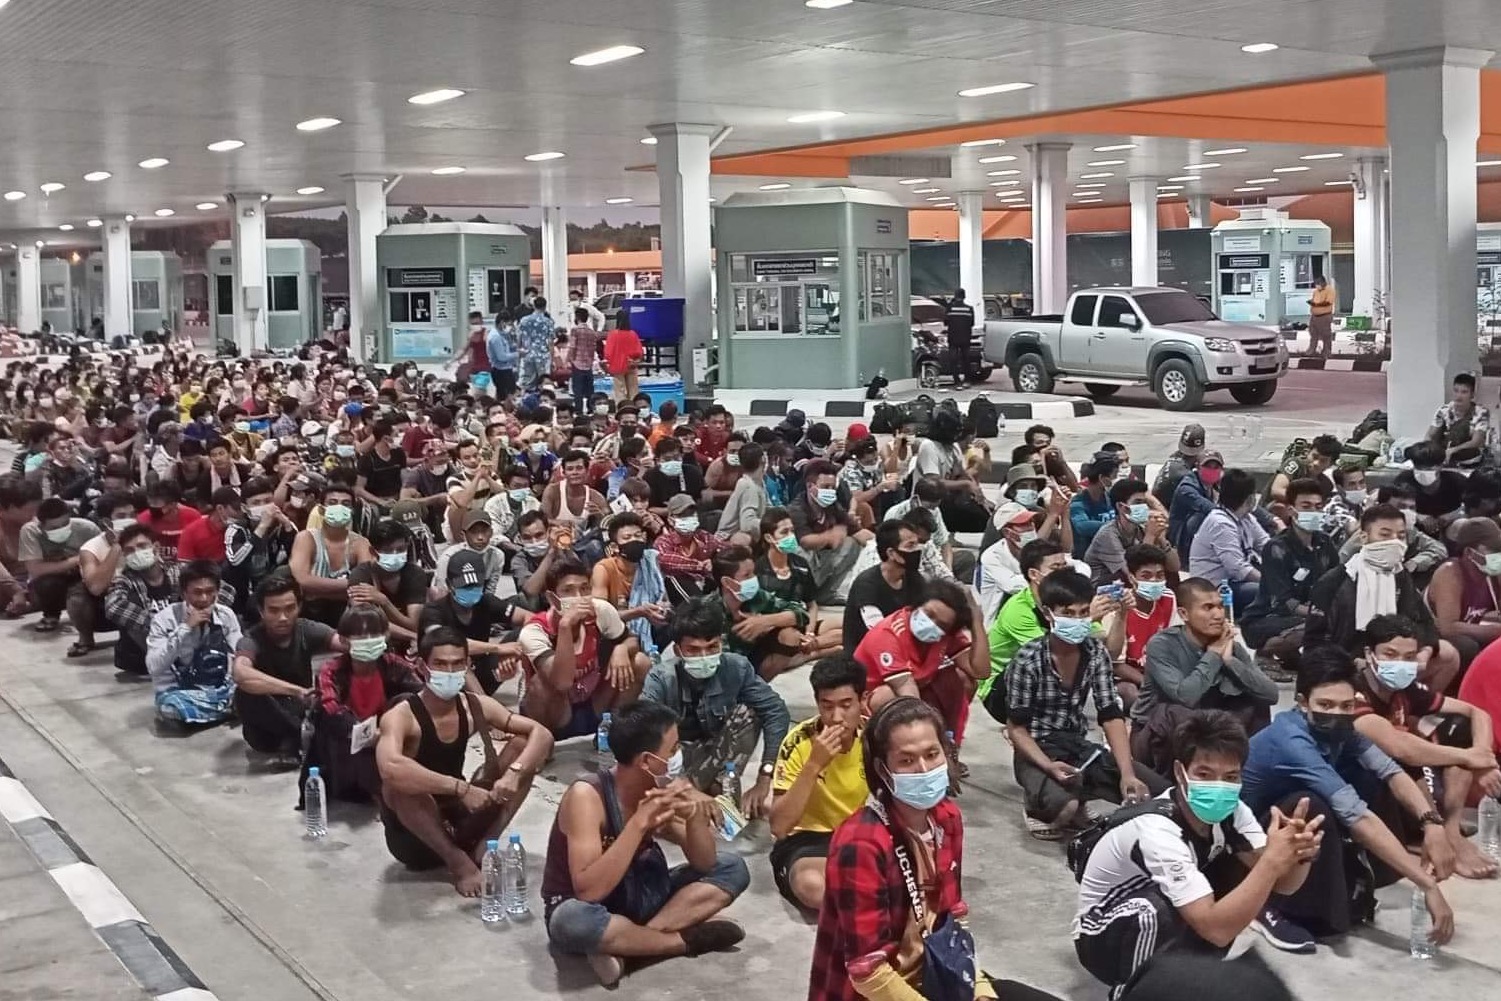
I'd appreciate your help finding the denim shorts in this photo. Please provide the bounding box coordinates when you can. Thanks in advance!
[545,852,751,955]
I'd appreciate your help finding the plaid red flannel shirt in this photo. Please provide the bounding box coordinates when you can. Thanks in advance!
[807,798,964,1001]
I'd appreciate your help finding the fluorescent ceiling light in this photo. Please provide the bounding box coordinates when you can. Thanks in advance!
[898,178,929,185]
[85,219,102,227]
[58,224,73,231]
[989,180,1021,187]
[759,182,791,190]
[431,166,466,175]
[206,139,244,152]
[1080,172,1114,179]
[525,151,566,161]
[1093,143,1137,152]
[1076,198,1102,204]
[83,171,111,182]
[154,208,174,217]
[1076,182,1106,188]
[295,117,341,132]
[1158,185,1185,191]
[926,195,950,201]
[957,81,1034,98]
[2,191,24,201]
[1156,192,1175,199]
[570,45,645,67]
[960,139,1005,147]
[640,137,658,145]
[1241,42,1279,54]
[605,197,633,205]
[1300,152,1344,160]
[138,157,169,169]
[1245,177,1280,184]
[987,169,1021,177]
[1204,148,1248,155]
[1072,192,1100,198]
[1087,159,1125,167]
[978,155,1017,164]
[1234,187,1265,193]
[1166,175,1201,182]
[1271,166,1309,173]
[408,88,465,105]
[296,186,325,195]
[1324,180,1354,186]
[196,202,218,210]
[39,182,64,193]
[1181,163,1220,170]
[806,0,854,7]
[911,187,940,193]
[1478,160,1501,167]
[787,110,845,123]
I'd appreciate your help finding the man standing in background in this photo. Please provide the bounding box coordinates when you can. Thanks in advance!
[1307,276,1336,359]
[943,288,976,388]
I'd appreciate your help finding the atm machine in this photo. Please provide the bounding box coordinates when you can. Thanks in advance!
[1211,208,1331,325]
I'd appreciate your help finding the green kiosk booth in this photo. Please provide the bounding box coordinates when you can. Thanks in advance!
[208,239,323,350]
[376,223,533,365]
[84,251,184,334]
[714,187,909,390]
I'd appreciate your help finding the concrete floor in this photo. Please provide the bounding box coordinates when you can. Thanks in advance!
[3,369,1498,1000]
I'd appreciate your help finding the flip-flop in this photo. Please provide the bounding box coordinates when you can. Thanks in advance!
[66,641,95,658]
[34,617,60,633]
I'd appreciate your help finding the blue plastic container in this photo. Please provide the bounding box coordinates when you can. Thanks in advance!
[625,298,684,344]
[593,374,684,412]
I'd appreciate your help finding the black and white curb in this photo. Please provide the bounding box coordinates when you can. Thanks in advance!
[719,397,1095,423]
[1290,357,1501,377]
[0,754,218,1001]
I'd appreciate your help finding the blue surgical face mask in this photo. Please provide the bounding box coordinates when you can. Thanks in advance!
[349,636,388,661]
[336,444,356,459]
[1295,510,1324,533]
[426,670,467,700]
[1136,581,1167,603]
[1127,503,1150,526]
[660,459,683,477]
[377,551,408,573]
[1182,775,1242,824]
[909,608,945,645]
[1374,658,1418,691]
[814,487,838,508]
[509,487,532,504]
[735,576,760,602]
[323,503,353,528]
[681,653,721,680]
[1014,488,1040,508]
[452,585,485,607]
[888,763,949,810]
[1051,615,1092,645]
[674,516,699,534]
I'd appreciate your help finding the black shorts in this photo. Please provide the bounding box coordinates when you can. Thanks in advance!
[769,830,832,907]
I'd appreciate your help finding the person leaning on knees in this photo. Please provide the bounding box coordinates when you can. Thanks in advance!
[1239,477,1339,676]
[1186,468,1267,616]
[145,560,241,728]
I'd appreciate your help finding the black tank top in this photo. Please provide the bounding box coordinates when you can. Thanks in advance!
[405,693,471,780]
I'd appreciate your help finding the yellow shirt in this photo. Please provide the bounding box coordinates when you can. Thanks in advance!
[1310,285,1335,316]
[772,717,868,834]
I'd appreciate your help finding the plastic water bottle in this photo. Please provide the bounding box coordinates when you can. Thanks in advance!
[303,767,327,840]
[480,839,504,923]
[503,833,529,917]
[1218,581,1235,624]
[1409,885,1436,959]
[595,712,613,762]
[721,762,741,805]
[1479,795,1501,860]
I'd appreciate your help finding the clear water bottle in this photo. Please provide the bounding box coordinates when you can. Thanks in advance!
[595,712,613,762]
[503,833,529,917]
[1409,884,1436,959]
[1479,795,1501,860]
[1217,581,1235,625]
[303,766,327,840]
[480,839,504,923]
[721,761,741,805]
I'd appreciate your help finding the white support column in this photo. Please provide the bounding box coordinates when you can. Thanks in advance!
[1026,142,1071,314]
[541,205,569,322]
[650,122,717,385]
[1351,156,1388,318]
[1186,194,1214,229]
[15,244,40,333]
[956,191,985,304]
[102,217,132,338]
[227,192,269,355]
[1129,177,1160,288]
[343,174,386,362]
[1375,46,1492,437]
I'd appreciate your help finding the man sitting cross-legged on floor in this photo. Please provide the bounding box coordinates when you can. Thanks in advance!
[376,626,554,896]
[541,699,750,987]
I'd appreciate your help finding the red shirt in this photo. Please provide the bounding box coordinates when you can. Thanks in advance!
[348,671,388,721]
[176,513,227,562]
[1125,595,1176,666]
[603,328,643,375]
[401,425,436,459]
[1460,641,1501,754]
[137,505,202,562]
[808,799,964,1001]
[854,608,972,691]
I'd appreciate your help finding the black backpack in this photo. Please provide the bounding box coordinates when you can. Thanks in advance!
[968,395,1001,438]
[870,401,902,434]
[1066,799,1183,882]
[901,394,936,435]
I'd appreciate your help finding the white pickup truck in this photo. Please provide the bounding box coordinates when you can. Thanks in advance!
[982,286,1288,411]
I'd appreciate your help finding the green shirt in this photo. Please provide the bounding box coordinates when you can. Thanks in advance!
[708,589,810,658]
[980,586,1044,699]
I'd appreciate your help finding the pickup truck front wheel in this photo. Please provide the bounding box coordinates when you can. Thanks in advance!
[1229,379,1278,406]
[1012,353,1054,395]
[1152,359,1205,411]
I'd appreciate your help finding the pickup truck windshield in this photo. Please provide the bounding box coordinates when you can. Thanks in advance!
[1135,291,1217,325]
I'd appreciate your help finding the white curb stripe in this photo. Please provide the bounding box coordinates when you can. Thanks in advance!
[50,860,149,930]
[0,775,52,823]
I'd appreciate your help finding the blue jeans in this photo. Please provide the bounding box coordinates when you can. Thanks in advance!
[545,852,750,954]
[1231,579,1260,617]
[570,368,595,406]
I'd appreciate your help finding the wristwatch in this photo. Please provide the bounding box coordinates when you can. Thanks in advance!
[1419,810,1444,827]
[759,762,775,778]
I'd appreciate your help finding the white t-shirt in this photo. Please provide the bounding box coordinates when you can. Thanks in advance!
[1075,793,1266,922]
[80,534,115,561]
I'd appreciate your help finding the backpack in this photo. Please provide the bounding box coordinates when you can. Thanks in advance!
[1066,799,1185,882]
[1350,409,1387,443]
[967,394,1001,438]
[870,401,902,434]
[1277,437,1311,477]
[901,394,936,436]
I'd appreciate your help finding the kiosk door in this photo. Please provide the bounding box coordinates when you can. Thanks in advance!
[487,268,523,313]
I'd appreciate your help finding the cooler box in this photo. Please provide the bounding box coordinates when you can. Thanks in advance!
[625,297,684,344]
[594,373,684,412]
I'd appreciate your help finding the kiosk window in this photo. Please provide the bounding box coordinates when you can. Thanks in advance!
[858,250,901,322]
[269,275,300,312]
[389,290,431,324]
[41,283,67,310]
[729,251,842,336]
[1069,295,1098,326]
[132,279,160,312]
[216,275,233,315]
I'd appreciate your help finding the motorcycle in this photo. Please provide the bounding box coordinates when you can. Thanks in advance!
[912,329,992,389]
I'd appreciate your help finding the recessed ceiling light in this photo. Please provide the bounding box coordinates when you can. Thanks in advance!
[86,219,102,227]
[806,0,854,7]
[960,139,1005,147]
[787,110,845,123]
[640,136,658,145]
[296,186,325,195]
[296,117,341,132]
[525,151,566,161]
[1245,177,1280,184]
[431,166,466,175]
[1092,144,1137,152]
[1204,148,1249,155]
[39,182,64,193]
[1181,163,1220,170]
[1233,187,1265,193]
[206,139,245,152]
[196,202,218,210]
[926,195,951,201]
[1079,172,1114,180]
[408,88,465,105]
[3,191,24,201]
[83,171,111,182]
[911,187,941,194]
[58,224,73,231]
[570,45,645,67]
[1300,152,1344,160]
[154,208,174,217]
[987,169,1021,177]
[957,81,1034,98]
[1241,42,1279,54]
[138,157,169,169]
[1076,183,1107,188]
[1272,166,1310,173]
[1324,180,1354,186]
[605,197,634,205]
[1478,160,1501,167]
[1158,185,1185,191]
[898,178,929,186]
[759,182,791,190]
[1087,160,1125,167]
[124,214,135,222]
[978,155,1017,164]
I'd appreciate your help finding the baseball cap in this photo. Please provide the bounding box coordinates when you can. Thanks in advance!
[993,501,1036,527]
[461,508,492,531]
[300,420,324,439]
[783,409,807,428]
[847,422,871,442]
[666,494,697,516]
[1179,423,1206,457]
[1200,449,1224,467]
[447,549,486,588]
[390,499,426,531]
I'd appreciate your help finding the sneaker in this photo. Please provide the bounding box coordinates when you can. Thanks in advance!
[1256,653,1298,684]
[680,919,745,956]
[1252,908,1317,954]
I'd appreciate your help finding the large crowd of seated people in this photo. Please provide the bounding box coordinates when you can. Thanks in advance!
[5,329,1501,1001]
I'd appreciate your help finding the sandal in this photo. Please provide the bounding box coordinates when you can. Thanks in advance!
[66,641,95,658]
[34,617,60,633]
